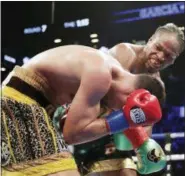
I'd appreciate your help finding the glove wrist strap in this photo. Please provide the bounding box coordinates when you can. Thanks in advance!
[105,110,129,134]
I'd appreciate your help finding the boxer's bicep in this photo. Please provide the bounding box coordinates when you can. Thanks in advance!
[63,69,111,144]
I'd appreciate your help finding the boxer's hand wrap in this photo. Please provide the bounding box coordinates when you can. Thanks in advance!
[105,89,162,134]
[121,127,166,174]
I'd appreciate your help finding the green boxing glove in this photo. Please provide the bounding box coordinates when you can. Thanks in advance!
[136,138,166,174]
[114,127,166,175]
[113,132,133,151]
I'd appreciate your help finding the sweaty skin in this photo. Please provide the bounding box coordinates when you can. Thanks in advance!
[109,32,180,75]
[88,43,157,176]
[0,45,137,176]
[21,45,137,145]
[109,42,168,135]
[102,32,180,176]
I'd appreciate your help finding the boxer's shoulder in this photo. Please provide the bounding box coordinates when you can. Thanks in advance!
[110,43,136,56]
[109,43,136,68]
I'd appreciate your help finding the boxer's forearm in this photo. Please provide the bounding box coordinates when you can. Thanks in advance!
[64,118,109,145]
[144,125,153,137]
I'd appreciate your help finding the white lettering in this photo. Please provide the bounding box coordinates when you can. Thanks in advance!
[130,108,146,124]
[24,24,47,34]
[64,18,89,28]
[64,22,76,28]
[140,3,183,19]
[76,18,89,27]
[4,55,16,63]
[41,24,47,32]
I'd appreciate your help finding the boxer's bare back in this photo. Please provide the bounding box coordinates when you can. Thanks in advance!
[23,45,130,107]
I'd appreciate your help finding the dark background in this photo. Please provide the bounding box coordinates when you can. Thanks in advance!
[1,1,185,176]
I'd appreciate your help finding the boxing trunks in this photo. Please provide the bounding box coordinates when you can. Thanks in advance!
[55,104,137,176]
[1,66,77,176]
[75,135,137,176]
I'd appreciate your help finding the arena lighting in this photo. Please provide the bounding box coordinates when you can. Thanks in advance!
[169,154,185,161]
[179,106,185,118]
[54,39,62,43]
[99,46,109,53]
[1,67,6,71]
[91,39,99,43]
[24,24,47,34]
[23,57,30,64]
[133,154,185,162]
[152,132,185,139]
[4,55,16,63]
[90,33,98,38]
[170,132,184,138]
[64,18,89,28]
[167,164,171,171]
[165,143,171,152]
[76,18,89,27]
[113,2,184,23]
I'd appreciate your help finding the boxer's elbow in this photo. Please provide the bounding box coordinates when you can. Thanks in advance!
[63,128,81,145]
[63,129,75,145]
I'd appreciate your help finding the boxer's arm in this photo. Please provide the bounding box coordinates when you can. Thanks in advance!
[63,66,112,145]
[109,43,129,58]
[144,125,153,137]
[63,89,161,145]
[109,43,135,69]
[149,72,165,90]
[150,71,160,78]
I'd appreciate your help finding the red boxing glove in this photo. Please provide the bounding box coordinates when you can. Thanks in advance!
[123,127,149,148]
[123,89,162,127]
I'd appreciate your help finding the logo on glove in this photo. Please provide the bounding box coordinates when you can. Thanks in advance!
[147,149,161,163]
[130,107,146,124]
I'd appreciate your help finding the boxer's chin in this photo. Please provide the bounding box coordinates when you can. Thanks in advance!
[145,62,159,73]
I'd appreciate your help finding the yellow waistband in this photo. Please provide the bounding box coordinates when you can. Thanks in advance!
[2,65,51,100]
[2,86,39,105]
[2,158,77,176]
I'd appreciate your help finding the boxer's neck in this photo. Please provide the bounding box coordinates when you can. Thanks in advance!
[130,45,148,74]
